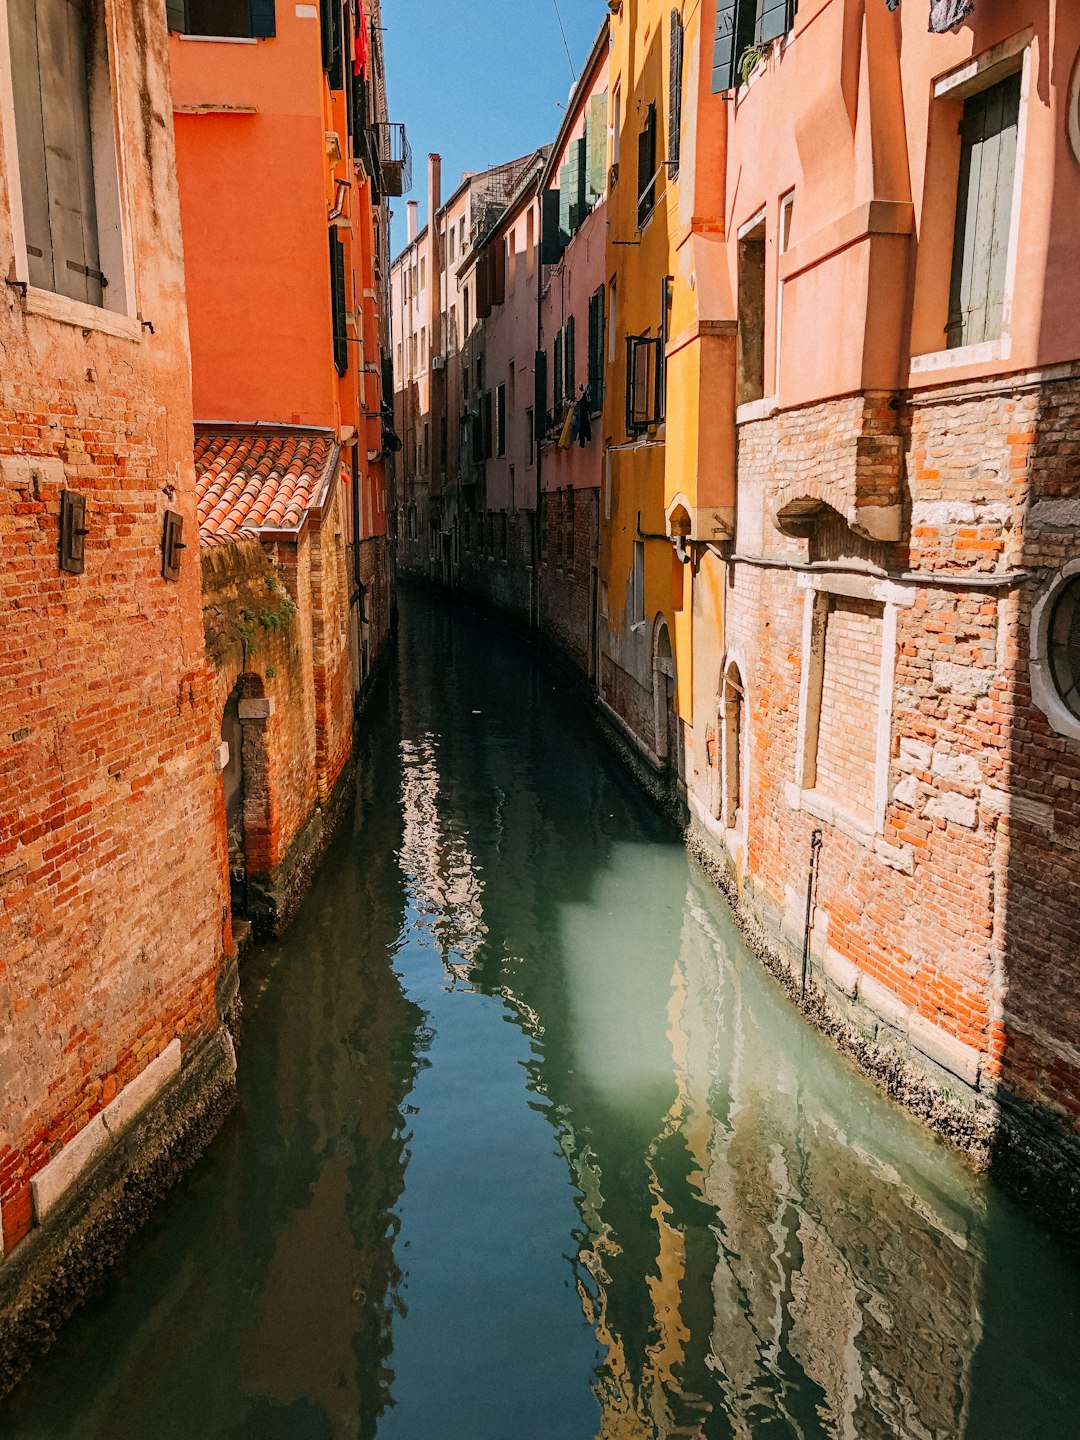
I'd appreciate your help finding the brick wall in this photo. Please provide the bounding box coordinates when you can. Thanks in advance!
[0,0,230,1255]
[692,373,1080,1206]
[539,489,599,675]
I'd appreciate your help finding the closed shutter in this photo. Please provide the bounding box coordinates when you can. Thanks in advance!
[534,349,548,421]
[586,92,608,204]
[496,384,506,456]
[553,330,564,411]
[637,104,657,227]
[756,0,793,45]
[492,238,505,307]
[322,0,343,88]
[559,162,571,244]
[713,0,756,93]
[564,315,576,399]
[329,227,348,374]
[567,137,587,233]
[249,0,276,37]
[166,1,188,32]
[587,287,604,402]
[541,189,564,264]
[669,10,684,178]
[947,72,1021,349]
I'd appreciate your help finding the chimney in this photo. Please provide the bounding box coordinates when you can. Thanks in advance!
[428,154,443,358]
[407,200,419,243]
[428,152,442,220]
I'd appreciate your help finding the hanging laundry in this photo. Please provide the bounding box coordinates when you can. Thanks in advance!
[558,404,575,450]
[885,0,900,12]
[354,0,369,75]
[929,0,974,32]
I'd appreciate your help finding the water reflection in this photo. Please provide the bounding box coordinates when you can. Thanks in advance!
[1,590,1077,1440]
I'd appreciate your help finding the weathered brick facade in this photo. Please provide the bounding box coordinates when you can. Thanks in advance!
[0,0,235,1361]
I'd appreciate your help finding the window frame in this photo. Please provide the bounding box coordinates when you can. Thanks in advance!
[1030,560,1080,742]
[0,0,140,339]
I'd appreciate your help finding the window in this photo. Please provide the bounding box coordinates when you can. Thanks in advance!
[946,72,1022,350]
[420,256,426,292]
[482,390,493,460]
[464,285,470,334]
[563,317,576,403]
[720,664,745,829]
[737,215,766,407]
[626,334,661,433]
[168,1,276,38]
[776,190,794,396]
[587,285,606,410]
[329,228,348,374]
[637,103,657,228]
[711,1,795,93]
[9,0,129,311]
[526,407,535,466]
[1031,563,1080,741]
[496,383,506,457]
[320,0,343,89]
[608,279,617,363]
[553,329,564,413]
[612,83,622,175]
[559,138,587,242]
[448,225,457,264]
[586,91,608,205]
[526,207,536,277]
[659,275,672,421]
[632,541,645,625]
[669,10,684,179]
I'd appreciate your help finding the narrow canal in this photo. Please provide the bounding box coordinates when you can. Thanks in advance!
[4,590,1079,1439]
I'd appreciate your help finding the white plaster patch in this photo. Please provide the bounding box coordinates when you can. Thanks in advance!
[30,1040,182,1223]
[926,792,979,829]
[931,749,982,786]
[911,500,1011,528]
[931,662,995,699]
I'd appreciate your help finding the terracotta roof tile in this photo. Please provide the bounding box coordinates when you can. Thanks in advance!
[193,428,339,548]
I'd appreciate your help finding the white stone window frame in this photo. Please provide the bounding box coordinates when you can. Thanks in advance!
[0,0,141,341]
[784,571,916,846]
[1030,558,1080,743]
[910,30,1032,377]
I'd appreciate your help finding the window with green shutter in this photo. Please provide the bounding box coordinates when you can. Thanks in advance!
[567,138,587,234]
[564,316,576,401]
[711,0,793,93]
[587,285,605,410]
[586,92,608,205]
[541,190,565,265]
[946,72,1022,350]
[553,330,564,413]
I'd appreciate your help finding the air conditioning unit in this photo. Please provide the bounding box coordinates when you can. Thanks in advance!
[432,354,446,372]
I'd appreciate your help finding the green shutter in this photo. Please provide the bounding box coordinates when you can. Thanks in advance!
[534,349,548,420]
[586,93,608,204]
[559,163,571,244]
[541,189,564,264]
[249,0,276,38]
[713,0,756,93]
[588,285,605,404]
[553,330,564,411]
[329,228,347,375]
[756,0,793,45]
[947,73,1021,349]
[565,315,576,398]
[568,137,587,233]
[166,1,187,32]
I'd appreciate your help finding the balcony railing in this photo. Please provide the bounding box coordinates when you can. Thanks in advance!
[371,122,412,197]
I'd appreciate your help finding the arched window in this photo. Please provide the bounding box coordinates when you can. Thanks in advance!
[721,662,745,829]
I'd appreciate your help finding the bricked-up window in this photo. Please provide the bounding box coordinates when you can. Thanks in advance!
[803,595,885,830]
[168,1,275,38]
[9,0,129,310]
[737,216,766,407]
[946,72,1022,350]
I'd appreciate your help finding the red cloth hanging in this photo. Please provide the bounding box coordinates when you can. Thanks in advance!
[354,0,369,75]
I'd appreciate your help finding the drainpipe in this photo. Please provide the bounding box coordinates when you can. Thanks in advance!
[533,176,544,627]
[800,828,823,999]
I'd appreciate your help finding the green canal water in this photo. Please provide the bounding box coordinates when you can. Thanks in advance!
[3,590,1079,1439]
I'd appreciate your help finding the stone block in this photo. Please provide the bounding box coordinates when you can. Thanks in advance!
[931,662,994,699]
[860,974,911,1032]
[893,773,920,809]
[926,791,978,829]
[909,1015,982,1087]
[30,1040,181,1223]
[931,749,982,786]
[823,946,859,996]
[238,697,275,721]
[898,737,932,772]
[873,836,916,874]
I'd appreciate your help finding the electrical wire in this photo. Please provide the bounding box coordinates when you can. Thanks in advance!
[551,0,577,84]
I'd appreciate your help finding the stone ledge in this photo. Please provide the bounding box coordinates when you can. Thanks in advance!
[31,1040,182,1223]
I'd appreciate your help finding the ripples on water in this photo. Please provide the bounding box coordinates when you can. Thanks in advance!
[2,591,1078,1440]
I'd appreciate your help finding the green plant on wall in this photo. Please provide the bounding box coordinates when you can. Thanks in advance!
[739,43,768,85]
[232,576,297,658]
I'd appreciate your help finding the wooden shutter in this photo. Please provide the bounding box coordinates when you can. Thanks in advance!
[947,72,1021,349]
[249,0,276,37]
[564,315,576,399]
[587,288,602,400]
[637,104,657,227]
[497,385,506,456]
[322,0,343,88]
[586,92,608,204]
[492,238,506,307]
[166,0,188,32]
[534,349,548,421]
[558,163,572,244]
[329,227,348,374]
[553,330,564,411]
[756,0,793,45]
[11,0,103,305]
[541,189,564,264]
[713,0,756,93]
[568,137,587,234]
[669,10,684,178]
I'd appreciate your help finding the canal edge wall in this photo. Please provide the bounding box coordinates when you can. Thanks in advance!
[0,1016,239,1398]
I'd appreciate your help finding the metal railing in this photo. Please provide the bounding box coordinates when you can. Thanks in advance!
[371,122,412,197]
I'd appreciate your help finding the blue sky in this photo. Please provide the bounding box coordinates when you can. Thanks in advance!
[382,0,605,258]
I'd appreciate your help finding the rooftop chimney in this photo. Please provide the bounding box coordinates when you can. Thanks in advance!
[407,200,419,243]
[428,153,442,221]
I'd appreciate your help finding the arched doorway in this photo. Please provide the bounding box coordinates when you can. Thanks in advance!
[220,674,270,916]
[652,617,680,778]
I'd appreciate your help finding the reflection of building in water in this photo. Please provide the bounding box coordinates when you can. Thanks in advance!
[398,735,488,974]
[553,880,984,1440]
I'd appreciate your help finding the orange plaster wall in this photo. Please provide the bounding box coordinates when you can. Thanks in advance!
[170,25,339,429]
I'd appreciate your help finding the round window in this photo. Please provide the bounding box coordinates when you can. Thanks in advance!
[1049,576,1080,720]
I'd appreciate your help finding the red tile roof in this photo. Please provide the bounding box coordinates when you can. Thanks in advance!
[194,427,339,547]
